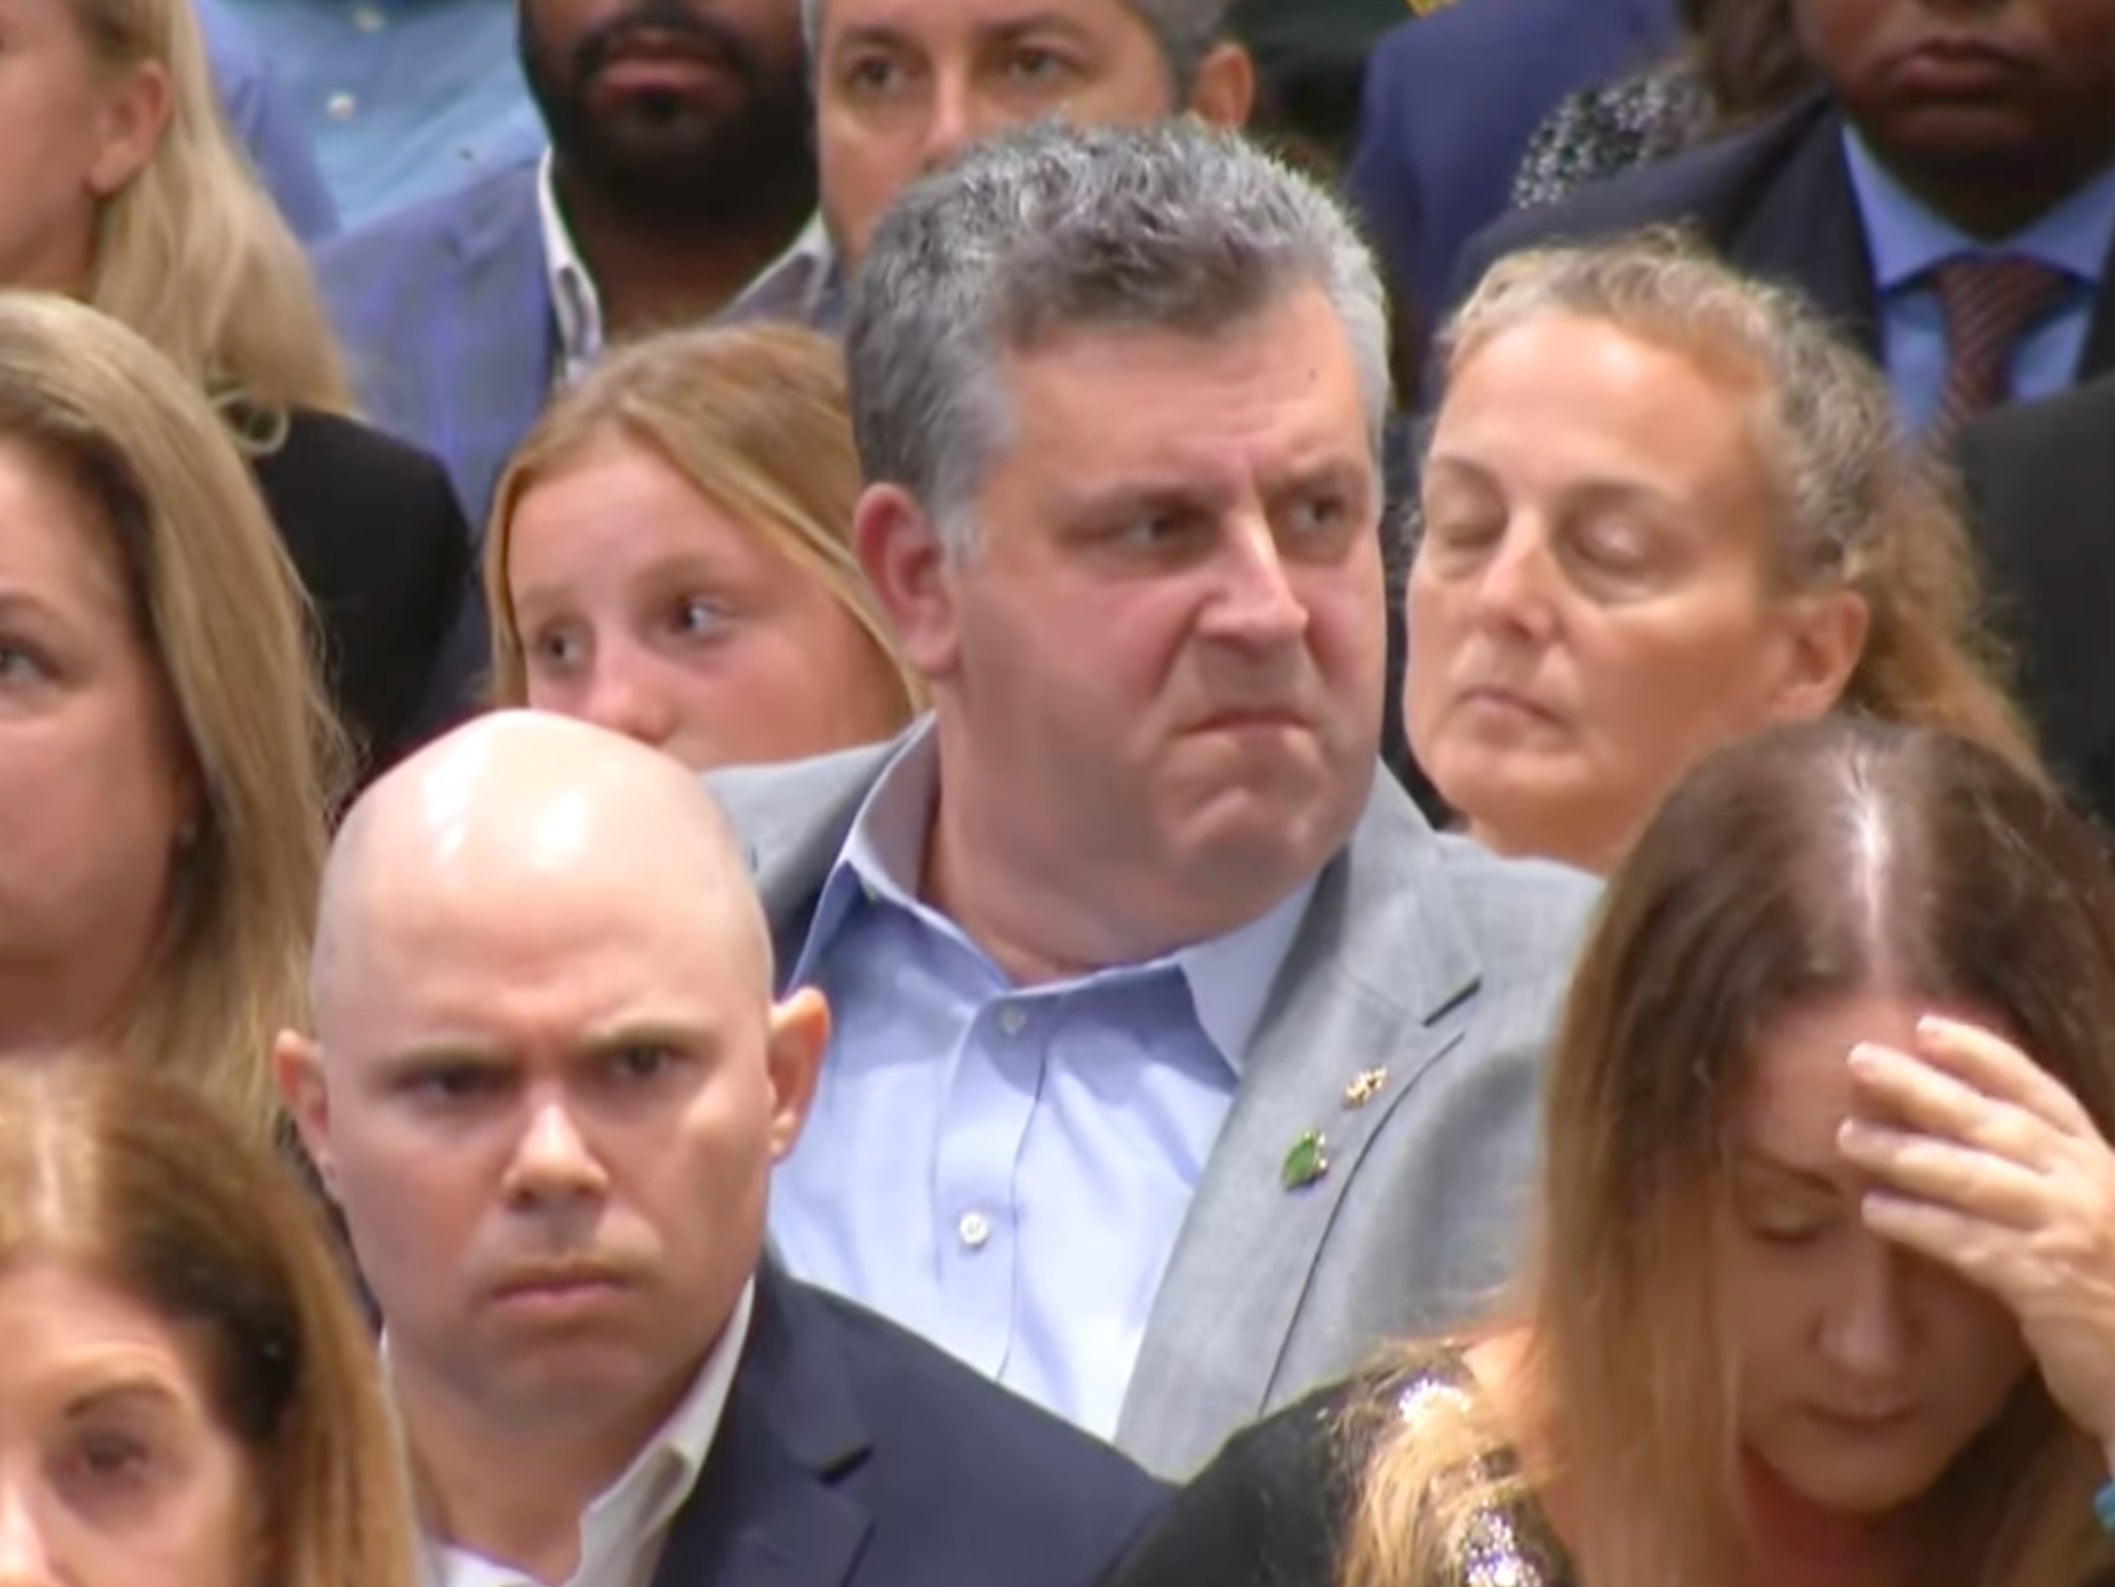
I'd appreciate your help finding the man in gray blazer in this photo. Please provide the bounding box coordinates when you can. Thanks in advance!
[713,121,1598,1480]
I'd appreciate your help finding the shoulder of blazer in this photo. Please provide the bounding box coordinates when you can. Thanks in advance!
[261,412,469,526]
[1448,93,1843,306]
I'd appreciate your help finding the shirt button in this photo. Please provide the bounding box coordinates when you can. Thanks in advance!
[995,1004,1026,1037]
[958,1211,992,1250]
[326,91,359,121]
[350,4,385,30]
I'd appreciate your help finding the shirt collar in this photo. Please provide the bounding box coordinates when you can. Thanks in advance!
[536,147,602,390]
[791,720,1319,1077]
[1843,125,2115,289]
[724,212,840,327]
[411,1277,756,1587]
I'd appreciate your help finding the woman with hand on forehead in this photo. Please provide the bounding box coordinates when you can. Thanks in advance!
[1114,716,2115,1587]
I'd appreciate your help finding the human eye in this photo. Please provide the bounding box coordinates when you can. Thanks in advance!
[55,1420,168,1513]
[1001,42,1080,89]
[1572,514,1656,574]
[667,596,726,641]
[600,1042,687,1087]
[0,635,55,687]
[526,622,588,676]
[839,48,915,100]
[1280,491,1356,546]
[397,1061,509,1109]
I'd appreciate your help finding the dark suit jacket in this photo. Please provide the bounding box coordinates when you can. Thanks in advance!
[1959,373,2115,834]
[651,1267,1168,1587]
[249,409,472,774]
[1448,93,2115,385]
[1349,0,1678,315]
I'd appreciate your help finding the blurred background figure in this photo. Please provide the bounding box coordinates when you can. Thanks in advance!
[0,294,339,1135]
[211,0,539,229]
[485,324,922,768]
[1960,370,2115,832]
[0,0,470,771]
[1404,235,2035,875]
[1511,0,1813,208]
[1454,0,2115,443]
[1115,715,2115,1587]
[0,1062,417,1587]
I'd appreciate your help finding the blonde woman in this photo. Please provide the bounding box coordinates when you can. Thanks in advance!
[486,324,924,770]
[0,1061,418,1587]
[1115,718,2115,1587]
[1,0,469,770]
[0,292,339,1136]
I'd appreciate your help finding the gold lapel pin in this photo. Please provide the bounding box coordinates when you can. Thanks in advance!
[1342,1068,1389,1109]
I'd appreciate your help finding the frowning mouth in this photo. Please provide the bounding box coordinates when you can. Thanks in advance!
[1455,685,1562,726]
[1885,35,2034,95]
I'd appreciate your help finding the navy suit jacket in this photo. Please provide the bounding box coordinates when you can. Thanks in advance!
[1349,0,1677,316]
[650,1268,1168,1587]
[1959,374,2115,834]
[1448,94,2115,385]
[315,157,552,538]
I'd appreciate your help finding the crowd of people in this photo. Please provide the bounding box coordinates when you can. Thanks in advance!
[5,1,2115,1585]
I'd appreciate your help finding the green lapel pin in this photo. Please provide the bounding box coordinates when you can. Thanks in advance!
[1281,1129,1330,1191]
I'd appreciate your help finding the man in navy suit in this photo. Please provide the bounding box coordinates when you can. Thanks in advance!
[1348,0,1679,323]
[276,710,1166,1587]
[1450,0,2115,436]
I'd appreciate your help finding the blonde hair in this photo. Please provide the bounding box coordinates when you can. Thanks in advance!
[1432,231,2039,775]
[0,292,344,1135]
[1345,719,2114,1587]
[485,322,925,722]
[0,1062,418,1587]
[77,0,352,419]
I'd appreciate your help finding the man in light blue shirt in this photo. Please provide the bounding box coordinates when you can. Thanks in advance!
[215,0,542,228]
[729,122,1597,1477]
[196,0,338,240]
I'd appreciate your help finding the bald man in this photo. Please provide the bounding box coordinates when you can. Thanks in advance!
[277,712,1165,1587]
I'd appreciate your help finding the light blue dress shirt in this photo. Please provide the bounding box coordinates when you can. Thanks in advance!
[217,0,543,230]
[1842,127,2115,435]
[769,725,1316,1439]
[196,0,339,241]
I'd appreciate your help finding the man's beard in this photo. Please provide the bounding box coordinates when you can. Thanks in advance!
[520,1,816,232]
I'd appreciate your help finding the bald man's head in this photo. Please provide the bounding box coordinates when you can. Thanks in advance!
[312,711,772,1035]
[276,712,827,1438]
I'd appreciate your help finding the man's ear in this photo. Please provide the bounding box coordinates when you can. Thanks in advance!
[1185,41,1256,130]
[85,59,172,198]
[763,989,830,1162]
[854,483,960,681]
[272,1029,340,1202]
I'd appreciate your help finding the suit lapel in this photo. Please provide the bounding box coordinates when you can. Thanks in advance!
[2079,230,2115,382]
[1724,101,1882,359]
[1116,781,1482,1466]
[651,1271,874,1587]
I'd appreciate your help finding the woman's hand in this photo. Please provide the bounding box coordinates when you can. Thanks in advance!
[1838,1015,2115,1462]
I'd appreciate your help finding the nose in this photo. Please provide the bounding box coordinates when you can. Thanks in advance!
[1463,522,1559,645]
[1820,1238,1913,1382]
[502,1098,610,1207]
[577,643,679,750]
[918,69,1000,174]
[0,1483,54,1586]
[1198,515,1309,649]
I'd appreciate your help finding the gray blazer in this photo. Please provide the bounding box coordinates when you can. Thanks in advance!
[711,737,1599,1478]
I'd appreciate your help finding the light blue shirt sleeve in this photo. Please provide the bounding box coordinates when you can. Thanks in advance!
[195,0,340,242]
[1843,128,2115,435]
[768,727,1314,1440]
[215,0,538,230]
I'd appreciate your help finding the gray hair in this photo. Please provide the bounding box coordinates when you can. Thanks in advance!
[1432,231,1897,593]
[844,119,1392,556]
[799,0,1235,93]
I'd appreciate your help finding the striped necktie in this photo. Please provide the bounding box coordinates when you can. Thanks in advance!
[1927,254,2071,445]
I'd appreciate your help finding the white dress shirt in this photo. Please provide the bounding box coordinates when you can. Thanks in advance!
[421,1280,755,1587]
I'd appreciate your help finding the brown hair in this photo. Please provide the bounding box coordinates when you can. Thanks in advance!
[0,1061,416,1587]
[0,291,345,1134]
[1346,717,2115,1587]
[485,322,924,724]
[1433,233,2040,777]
